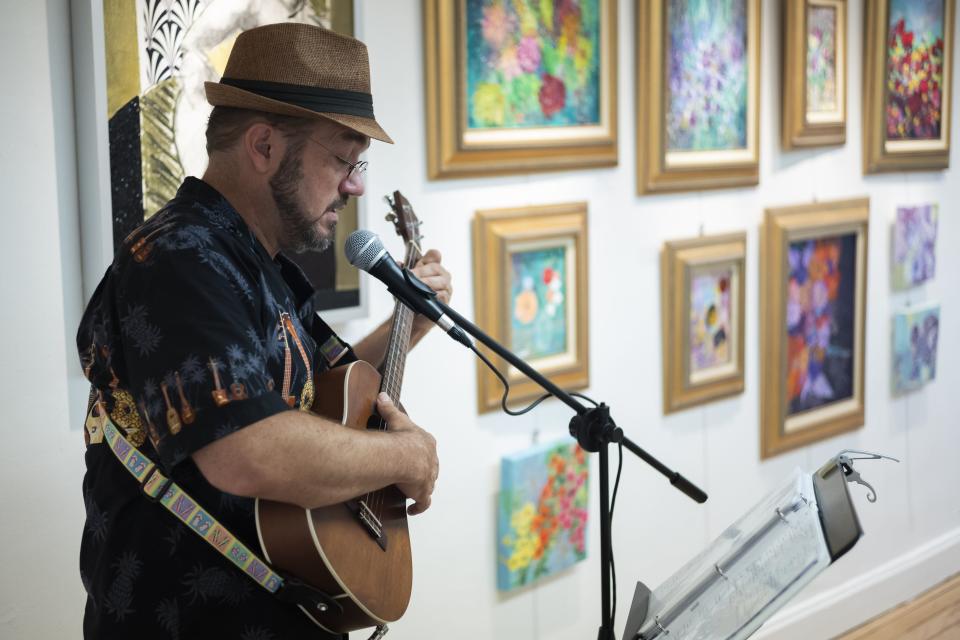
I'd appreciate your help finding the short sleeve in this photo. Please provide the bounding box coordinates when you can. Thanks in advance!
[114,233,290,468]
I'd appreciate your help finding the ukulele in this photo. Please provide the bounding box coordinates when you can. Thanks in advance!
[255,191,423,634]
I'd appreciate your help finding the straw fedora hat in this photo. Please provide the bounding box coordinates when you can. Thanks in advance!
[204,22,393,143]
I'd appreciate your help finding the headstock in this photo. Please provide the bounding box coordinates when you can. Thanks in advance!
[384,191,423,250]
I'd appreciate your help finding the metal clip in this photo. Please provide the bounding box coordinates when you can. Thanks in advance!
[367,624,389,640]
[654,617,669,636]
[834,449,900,503]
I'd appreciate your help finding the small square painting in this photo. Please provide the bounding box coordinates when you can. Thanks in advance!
[892,304,940,393]
[498,439,589,591]
[892,204,938,289]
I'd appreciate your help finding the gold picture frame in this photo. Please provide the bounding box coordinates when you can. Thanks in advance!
[472,203,589,414]
[636,0,761,194]
[424,0,618,179]
[760,198,869,459]
[661,233,746,414]
[863,0,955,173]
[782,0,847,148]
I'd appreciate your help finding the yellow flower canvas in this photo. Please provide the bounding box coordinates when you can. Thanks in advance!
[497,439,589,591]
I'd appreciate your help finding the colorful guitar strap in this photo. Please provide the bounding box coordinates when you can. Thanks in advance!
[87,401,285,593]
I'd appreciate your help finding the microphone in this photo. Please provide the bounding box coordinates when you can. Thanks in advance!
[344,230,473,348]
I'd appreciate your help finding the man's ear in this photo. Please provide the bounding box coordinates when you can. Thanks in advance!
[243,123,280,174]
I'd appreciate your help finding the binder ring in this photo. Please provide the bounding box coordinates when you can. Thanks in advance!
[654,616,669,635]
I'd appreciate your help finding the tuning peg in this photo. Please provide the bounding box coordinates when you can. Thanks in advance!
[385,213,398,223]
[383,195,395,207]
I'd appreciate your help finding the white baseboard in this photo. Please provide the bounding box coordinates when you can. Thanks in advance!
[753,526,960,639]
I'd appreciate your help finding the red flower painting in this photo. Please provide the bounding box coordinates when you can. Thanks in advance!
[885,6,945,141]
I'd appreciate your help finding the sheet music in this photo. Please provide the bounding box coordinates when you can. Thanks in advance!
[635,470,831,640]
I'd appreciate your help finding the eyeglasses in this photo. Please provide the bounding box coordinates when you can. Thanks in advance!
[307,136,368,182]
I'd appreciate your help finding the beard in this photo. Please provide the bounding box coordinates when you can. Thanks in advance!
[269,147,343,254]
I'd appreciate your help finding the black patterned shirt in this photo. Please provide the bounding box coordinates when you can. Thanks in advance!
[77,177,354,639]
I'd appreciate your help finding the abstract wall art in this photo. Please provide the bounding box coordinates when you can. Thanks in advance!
[473,202,589,413]
[661,232,746,413]
[760,198,869,459]
[102,0,363,316]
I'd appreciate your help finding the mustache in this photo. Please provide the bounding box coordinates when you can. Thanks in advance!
[328,196,349,212]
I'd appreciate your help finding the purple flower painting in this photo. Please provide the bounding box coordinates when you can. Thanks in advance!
[666,0,748,151]
[892,204,938,289]
[785,235,857,416]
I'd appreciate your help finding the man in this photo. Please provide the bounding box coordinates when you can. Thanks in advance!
[77,23,445,638]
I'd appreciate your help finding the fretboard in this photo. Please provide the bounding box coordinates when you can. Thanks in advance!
[380,246,420,404]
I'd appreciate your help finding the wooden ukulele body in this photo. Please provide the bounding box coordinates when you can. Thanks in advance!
[255,360,412,633]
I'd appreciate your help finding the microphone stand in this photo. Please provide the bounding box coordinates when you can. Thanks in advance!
[435,298,708,640]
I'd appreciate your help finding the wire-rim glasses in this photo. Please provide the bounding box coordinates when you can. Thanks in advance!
[307,137,368,181]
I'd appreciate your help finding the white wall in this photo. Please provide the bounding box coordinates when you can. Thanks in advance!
[1,1,957,639]
[0,0,90,638]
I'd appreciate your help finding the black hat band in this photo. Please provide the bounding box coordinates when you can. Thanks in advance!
[219,78,375,118]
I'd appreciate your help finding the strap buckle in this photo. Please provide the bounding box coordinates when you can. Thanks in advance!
[140,464,174,503]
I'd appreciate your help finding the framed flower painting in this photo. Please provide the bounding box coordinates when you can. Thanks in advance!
[661,232,746,414]
[497,439,589,591]
[424,0,618,178]
[782,0,848,148]
[473,203,589,414]
[760,198,869,459]
[636,0,761,193]
[863,0,955,172]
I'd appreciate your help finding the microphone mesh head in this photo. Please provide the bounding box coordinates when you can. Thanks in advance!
[344,230,385,270]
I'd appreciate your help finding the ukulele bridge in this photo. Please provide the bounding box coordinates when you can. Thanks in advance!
[347,499,388,551]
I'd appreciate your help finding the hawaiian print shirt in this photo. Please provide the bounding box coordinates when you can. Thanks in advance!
[77,177,354,639]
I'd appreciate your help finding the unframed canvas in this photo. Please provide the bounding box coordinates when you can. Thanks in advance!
[891,304,941,394]
[497,439,589,591]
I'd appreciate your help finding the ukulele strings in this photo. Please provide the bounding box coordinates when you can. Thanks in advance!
[369,245,420,522]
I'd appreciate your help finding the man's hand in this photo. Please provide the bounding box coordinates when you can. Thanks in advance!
[410,249,452,336]
[377,392,438,515]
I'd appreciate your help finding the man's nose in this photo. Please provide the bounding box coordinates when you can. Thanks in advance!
[340,170,365,197]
